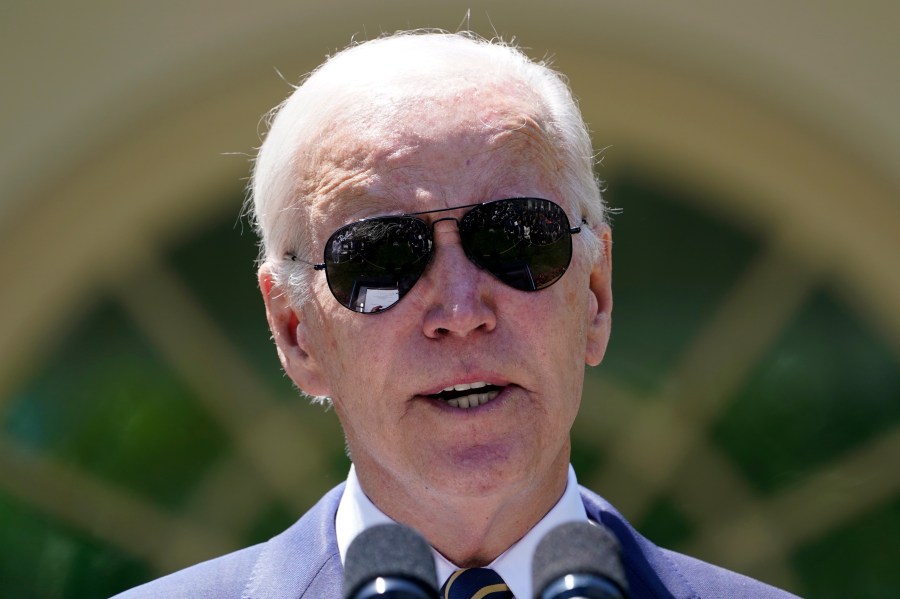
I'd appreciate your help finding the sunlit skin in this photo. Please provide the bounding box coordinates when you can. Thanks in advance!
[260,83,613,566]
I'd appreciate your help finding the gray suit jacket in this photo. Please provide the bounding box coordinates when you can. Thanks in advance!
[113,484,798,598]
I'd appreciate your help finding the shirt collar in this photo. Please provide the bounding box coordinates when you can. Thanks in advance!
[336,464,587,598]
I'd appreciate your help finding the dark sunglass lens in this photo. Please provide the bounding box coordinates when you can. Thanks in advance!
[323,217,431,313]
[460,198,573,291]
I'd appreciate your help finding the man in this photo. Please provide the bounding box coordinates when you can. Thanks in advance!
[116,31,796,598]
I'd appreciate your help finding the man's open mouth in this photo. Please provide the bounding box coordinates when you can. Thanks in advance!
[428,381,503,409]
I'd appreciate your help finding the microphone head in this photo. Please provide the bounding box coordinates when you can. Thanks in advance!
[343,523,438,599]
[533,521,628,598]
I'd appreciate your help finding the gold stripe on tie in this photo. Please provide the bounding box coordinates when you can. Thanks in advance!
[441,567,513,599]
[443,569,465,599]
[472,583,510,599]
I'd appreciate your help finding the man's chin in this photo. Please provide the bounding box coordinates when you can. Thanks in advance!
[422,445,537,497]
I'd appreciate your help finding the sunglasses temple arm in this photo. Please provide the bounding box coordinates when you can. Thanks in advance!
[570,218,587,235]
[285,253,327,270]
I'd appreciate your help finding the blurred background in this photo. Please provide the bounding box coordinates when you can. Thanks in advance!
[1,1,898,597]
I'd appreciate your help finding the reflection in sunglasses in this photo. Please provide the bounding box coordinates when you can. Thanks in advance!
[288,198,582,313]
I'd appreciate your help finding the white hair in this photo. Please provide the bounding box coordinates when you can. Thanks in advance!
[249,30,606,307]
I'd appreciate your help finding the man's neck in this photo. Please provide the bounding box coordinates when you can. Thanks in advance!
[353,452,571,566]
[336,463,589,599]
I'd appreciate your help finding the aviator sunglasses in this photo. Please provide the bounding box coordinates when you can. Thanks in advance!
[288,197,583,314]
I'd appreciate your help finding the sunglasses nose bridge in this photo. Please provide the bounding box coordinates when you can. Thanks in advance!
[428,215,465,251]
[429,215,461,230]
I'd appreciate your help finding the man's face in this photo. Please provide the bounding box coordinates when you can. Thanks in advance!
[266,87,612,509]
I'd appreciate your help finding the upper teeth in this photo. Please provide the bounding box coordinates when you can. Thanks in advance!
[441,381,488,393]
[438,382,501,409]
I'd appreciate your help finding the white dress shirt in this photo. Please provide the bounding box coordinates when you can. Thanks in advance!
[336,464,588,599]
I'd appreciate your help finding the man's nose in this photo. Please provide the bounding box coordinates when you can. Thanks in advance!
[418,222,498,339]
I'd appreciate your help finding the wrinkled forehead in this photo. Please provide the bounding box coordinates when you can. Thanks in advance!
[294,81,565,223]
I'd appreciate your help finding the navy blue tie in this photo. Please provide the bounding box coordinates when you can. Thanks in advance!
[440,567,514,599]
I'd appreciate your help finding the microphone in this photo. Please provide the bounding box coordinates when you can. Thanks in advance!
[532,521,629,599]
[343,523,439,599]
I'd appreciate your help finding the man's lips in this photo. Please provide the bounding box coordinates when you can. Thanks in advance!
[421,381,508,410]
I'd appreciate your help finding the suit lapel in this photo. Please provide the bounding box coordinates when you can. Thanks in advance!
[580,486,695,599]
[243,484,345,599]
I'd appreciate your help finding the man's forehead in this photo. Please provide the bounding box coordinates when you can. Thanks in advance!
[296,87,559,205]
[301,133,563,236]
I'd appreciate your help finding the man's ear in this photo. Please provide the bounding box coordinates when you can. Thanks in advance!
[258,264,331,397]
[585,225,613,367]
